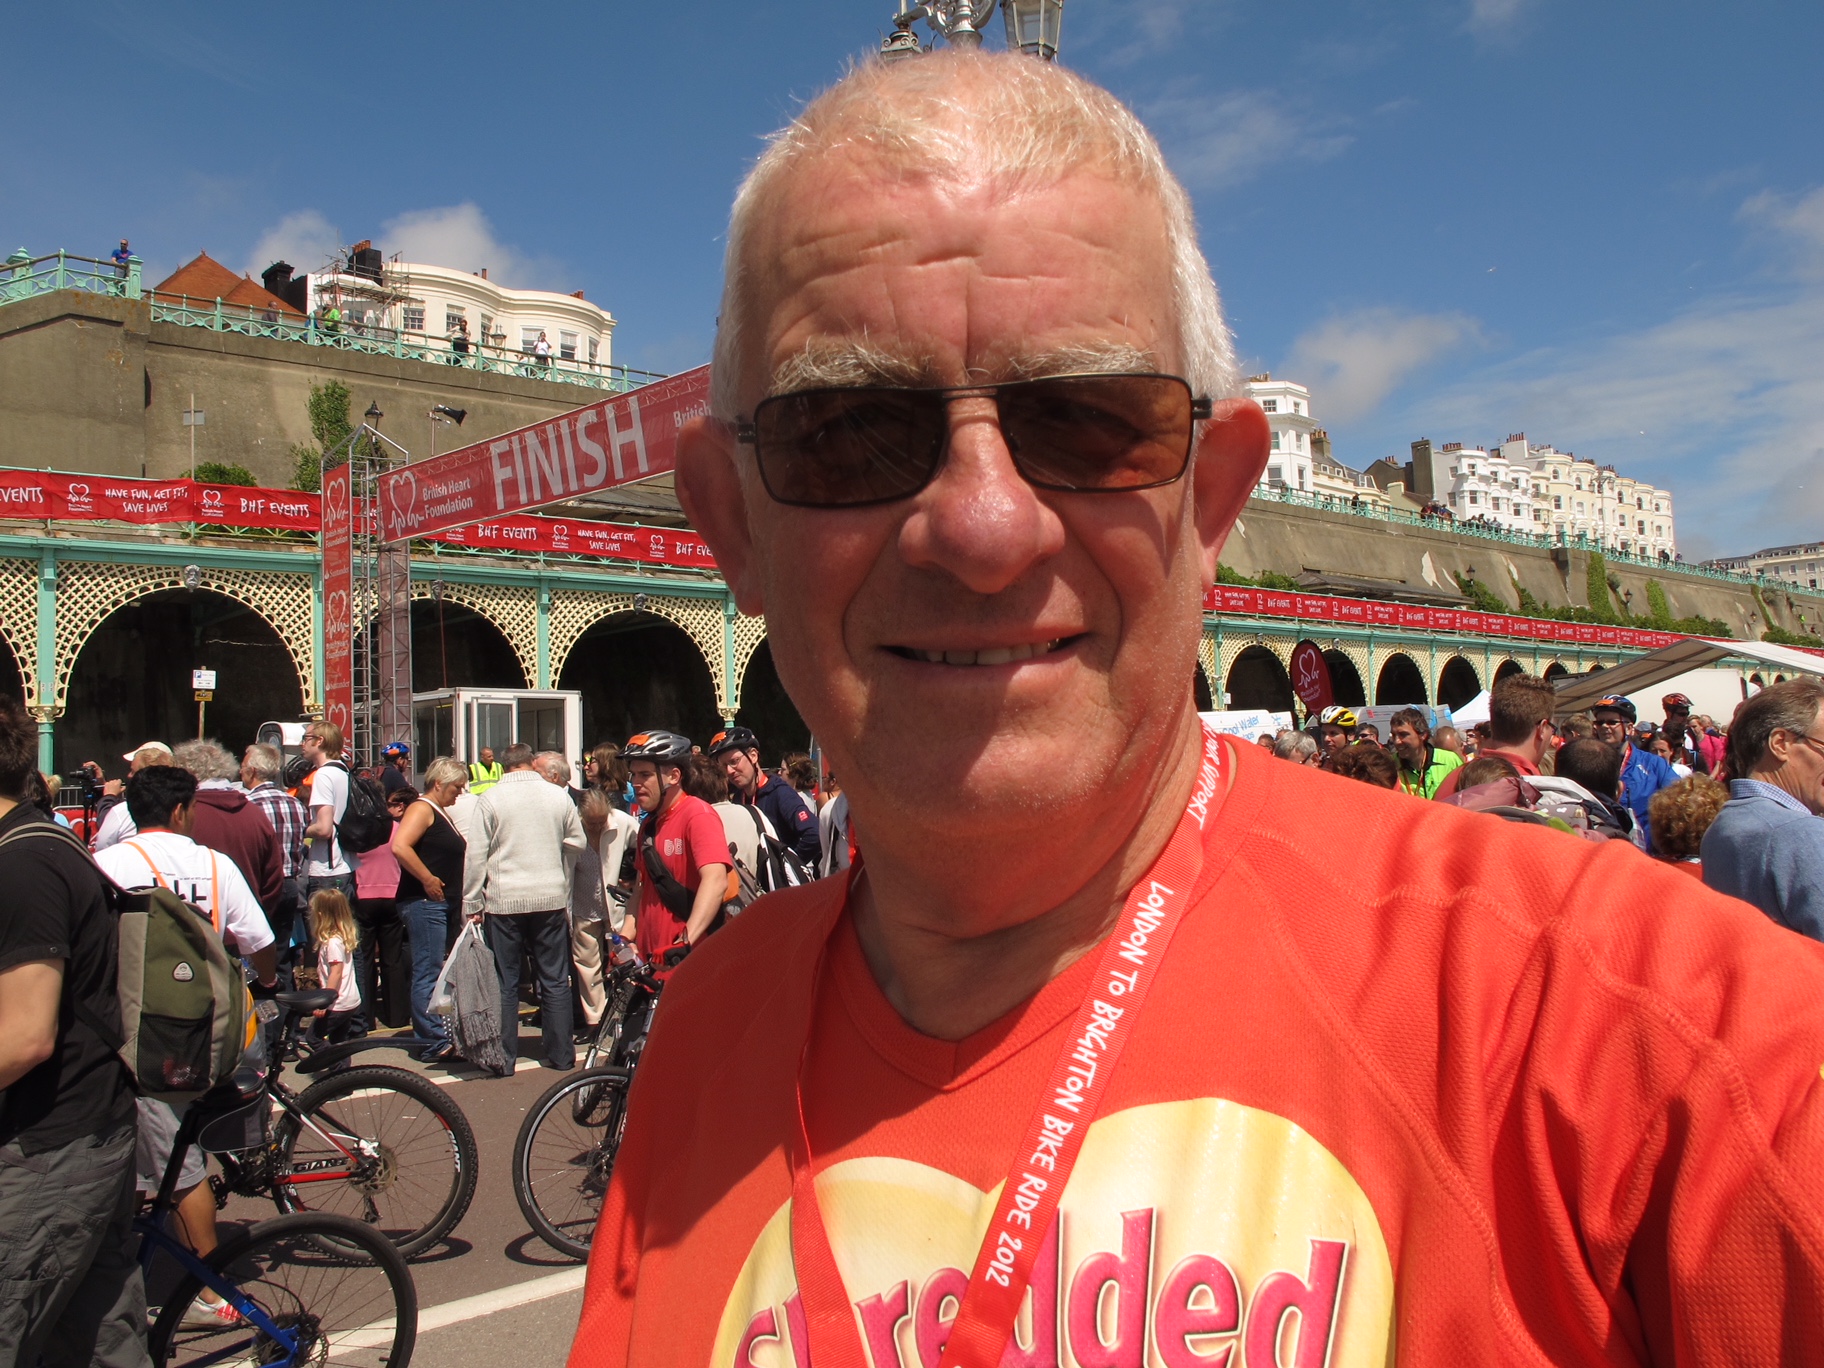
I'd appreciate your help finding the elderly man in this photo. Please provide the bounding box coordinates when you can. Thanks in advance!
[472,742,585,1070]
[1701,678,1824,939]
[172,740,283,930]
[571,54,1824,1367]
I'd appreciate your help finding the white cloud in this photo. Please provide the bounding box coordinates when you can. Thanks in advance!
[379,203,561,291]
[1145,89,1352,191]
[242,202,567,293]
[1284,309,1480,424]
[244,209,342,276]
[1402,285,1824,554]
[1465,0,1534,36]
[1739,185,1824,276]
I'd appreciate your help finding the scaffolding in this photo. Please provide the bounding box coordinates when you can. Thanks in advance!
[308,239,414,335]
[321,424,413,768]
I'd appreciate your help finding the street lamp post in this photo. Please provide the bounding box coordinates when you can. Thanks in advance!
[883,0,1063,59]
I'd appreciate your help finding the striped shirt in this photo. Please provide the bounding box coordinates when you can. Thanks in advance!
[246,781,307,878]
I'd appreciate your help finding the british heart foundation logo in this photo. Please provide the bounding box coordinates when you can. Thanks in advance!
[713,1098,1393,1368]
[385,470,418,537]
[199,487,225,517]
[66,481,94,514]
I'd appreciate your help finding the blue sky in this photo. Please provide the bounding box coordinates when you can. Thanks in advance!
[7,1,1821,559]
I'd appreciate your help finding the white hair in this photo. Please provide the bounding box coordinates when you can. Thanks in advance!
[711,52,1238,420]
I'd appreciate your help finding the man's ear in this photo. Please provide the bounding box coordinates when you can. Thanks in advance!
[676,415,766,617]
[1190,397,1270,586]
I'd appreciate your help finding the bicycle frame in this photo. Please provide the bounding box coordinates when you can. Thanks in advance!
[133,1216,304,1366]
[137,1100,305,1365]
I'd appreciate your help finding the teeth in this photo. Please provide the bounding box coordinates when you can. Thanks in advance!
[907,640,1066,666]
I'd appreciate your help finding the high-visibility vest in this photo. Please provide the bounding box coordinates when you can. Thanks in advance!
[468,760,503,794]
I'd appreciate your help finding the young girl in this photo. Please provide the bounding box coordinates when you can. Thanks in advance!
[308,889,364,1046]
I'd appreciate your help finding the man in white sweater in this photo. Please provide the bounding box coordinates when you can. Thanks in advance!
[469,742,586,1070]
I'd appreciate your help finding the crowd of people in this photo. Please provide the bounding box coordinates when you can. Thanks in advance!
[0,693,850,1362]
[1266,676,1824,940]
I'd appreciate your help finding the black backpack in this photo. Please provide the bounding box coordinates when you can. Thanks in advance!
[740,805,812,896]
[327,761,392,856]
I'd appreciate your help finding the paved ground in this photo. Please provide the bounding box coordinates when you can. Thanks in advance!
[155,1022,598,1367]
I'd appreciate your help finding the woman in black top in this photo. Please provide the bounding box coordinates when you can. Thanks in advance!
[391,758,468,1061]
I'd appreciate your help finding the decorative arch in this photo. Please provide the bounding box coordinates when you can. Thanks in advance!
[548,588,732,712]
[409,580,538,689]
[1495,658,1526,683]
[1438,655,1483,710]
[1376,652,1428,705]
[0,559,36,704]
[52,561,312,713]
[1226,644,1296,713]
[1321,649,1367,706]
[732,613,768,711]
[1543,660,1569,680]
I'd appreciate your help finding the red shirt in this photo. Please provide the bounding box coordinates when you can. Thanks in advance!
[574,741,1824,1367]
[631,792,730,962]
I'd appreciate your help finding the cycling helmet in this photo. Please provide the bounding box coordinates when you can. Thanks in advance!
[281,754,313,790]
[1593,694,1638,723]
[1318,706,1358,728]
[1661,692,1693,711]
[620,730,694,764]
[706,725,759,757]
[382,740,410,758]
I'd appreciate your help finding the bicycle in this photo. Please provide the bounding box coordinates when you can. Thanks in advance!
[513,939,675,1259]
[209,987,479,1258]
[139,1074,417,1365]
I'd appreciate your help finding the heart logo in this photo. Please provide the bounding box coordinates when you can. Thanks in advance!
[68,482,90,499]
[387,471,419,534]
[326,479,349,522]
[200,489,224,511]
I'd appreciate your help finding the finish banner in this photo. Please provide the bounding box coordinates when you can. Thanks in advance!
[375,365,713,542]
[0,469,319,530]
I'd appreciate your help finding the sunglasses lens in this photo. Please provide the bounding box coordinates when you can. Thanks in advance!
[751,374,1198,506]
[753,389,946,507]
[1001,375,1196,491]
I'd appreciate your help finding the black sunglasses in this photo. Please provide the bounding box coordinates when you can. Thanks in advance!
[734,372,1212,509]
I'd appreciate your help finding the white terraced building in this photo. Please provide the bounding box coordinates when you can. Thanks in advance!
[1709,542,1824,588]
[307,245,616,370]
[1497,435,1677,559]
[1246,375,1318,493]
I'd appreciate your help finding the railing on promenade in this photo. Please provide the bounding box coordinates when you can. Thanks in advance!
[0,249,139,303]
[1252,485,1753,585]
[0,251,667,396]
[146,294,664,395]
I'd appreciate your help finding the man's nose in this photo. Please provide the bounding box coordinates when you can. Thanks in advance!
[896,397,1064,594]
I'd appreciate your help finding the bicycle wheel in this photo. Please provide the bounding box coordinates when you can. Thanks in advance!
[513,1065,631,1260]
[274,1065,478,1259]
[149,1211,416,1366]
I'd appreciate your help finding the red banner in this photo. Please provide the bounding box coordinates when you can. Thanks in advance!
[1290,640,1334,711]
[1200,584,1692,650]
[375,365,712,542]
[321,465,354,742]
[0,469,321,530]
[426,515,718,568]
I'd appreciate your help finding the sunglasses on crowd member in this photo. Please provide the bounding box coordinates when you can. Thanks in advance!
[734,372,1212,509]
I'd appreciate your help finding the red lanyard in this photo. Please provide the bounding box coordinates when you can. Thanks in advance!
[789,727,1225,1368]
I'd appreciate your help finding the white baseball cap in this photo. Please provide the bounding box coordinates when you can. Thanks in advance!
[122,740,173,761]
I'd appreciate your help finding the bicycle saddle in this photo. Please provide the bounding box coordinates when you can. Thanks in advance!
[275,988,337,1012]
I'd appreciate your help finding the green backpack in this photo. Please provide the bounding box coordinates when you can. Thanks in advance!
[0,823,256,1103]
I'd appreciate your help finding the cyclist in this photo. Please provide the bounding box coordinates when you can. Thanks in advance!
[1592,694,1679,847]
[378,740,413,796]
[620,732,730,967]
[1314,705,1357,758]
[705,726,822,867]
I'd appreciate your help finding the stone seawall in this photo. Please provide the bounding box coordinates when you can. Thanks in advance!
[1222,498,1824,641]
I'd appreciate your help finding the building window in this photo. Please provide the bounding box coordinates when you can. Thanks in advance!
[402,304,425,332]
[444,309,464,334]
[1575,478,1583,490]
[521,327,540,352]
[1267,465,1283,485]
[480,314,493,343]
[1260,400,1277,413]
[1468,491,1480,506]
[588,337,599,364]
[1576,502,1585,515]
[1553,495,1563,510]
[1271,431,1281,450]
[559,330,579,360]
[1292,400,1303,414]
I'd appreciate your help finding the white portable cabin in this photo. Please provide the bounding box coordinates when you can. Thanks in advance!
[412,688,584,771]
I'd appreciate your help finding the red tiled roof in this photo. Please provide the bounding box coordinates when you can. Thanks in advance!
[152,252,302,315]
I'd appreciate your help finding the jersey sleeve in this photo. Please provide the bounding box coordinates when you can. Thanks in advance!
[0,838,76,971]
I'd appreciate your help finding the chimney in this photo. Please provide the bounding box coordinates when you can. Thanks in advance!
[480,268,488,281]
[571,290,585,300]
